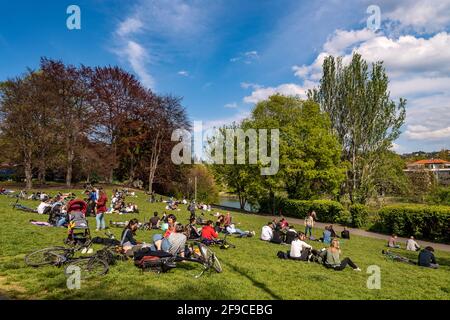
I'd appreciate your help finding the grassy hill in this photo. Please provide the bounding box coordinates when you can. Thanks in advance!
[0,187,449,300]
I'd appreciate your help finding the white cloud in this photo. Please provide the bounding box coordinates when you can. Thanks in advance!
[117,40,154,88]
[116,17,144,37]
[231,51,260,64]
[224,102,238,109]
[113,0,217,89]
[309,31,450,144]
[381,0,450,34]
[243,83,308,104]
[178,70,189,77]
[240,82,262,90]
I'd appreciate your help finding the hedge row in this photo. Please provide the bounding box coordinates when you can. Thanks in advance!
[371,205,450,244]
[259,197,450,243]
[260,198,347,224]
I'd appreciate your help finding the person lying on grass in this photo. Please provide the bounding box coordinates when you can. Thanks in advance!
[289,232,313,261]
[225,224,255,238]
[325,238,361,271]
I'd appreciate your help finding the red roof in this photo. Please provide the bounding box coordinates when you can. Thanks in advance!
[412,159,450,165]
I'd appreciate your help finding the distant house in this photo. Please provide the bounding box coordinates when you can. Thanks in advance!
[404,159,450,186]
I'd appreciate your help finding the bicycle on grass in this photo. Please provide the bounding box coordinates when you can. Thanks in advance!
[24,240,109,280]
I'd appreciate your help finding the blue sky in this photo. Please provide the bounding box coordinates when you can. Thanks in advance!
[1,0,450,154]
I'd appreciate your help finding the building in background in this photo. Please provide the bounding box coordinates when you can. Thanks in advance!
[405,159,450,186]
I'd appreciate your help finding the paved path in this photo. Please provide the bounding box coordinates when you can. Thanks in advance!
[246,213,450,253]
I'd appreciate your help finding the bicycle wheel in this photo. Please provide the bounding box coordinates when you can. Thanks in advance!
[198,243,223,273]
[65,257,109,280]
[210,253,223,273]
[25,247,69,267]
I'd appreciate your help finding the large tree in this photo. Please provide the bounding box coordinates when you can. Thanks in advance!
[211,95,346,211]
[309,53,406,204]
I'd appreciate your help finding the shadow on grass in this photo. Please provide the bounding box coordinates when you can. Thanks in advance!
[222,261,282,300]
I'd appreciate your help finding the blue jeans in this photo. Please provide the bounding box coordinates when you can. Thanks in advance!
[96,213,105,230]
[305,226,313,237]
[152,234,170,252]
[56,217,66,227]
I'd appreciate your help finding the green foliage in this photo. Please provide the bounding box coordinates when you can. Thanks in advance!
[406,170,438,202]
[260,197,346,223]
[372,205,450,243]
[426,187,450,206]
[349,204,370,228]
[309,53,406,204]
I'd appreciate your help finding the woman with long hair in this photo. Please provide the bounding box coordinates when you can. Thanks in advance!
[326,238,361,271]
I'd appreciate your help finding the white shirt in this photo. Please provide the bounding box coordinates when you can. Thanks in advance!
[290,239,312,258]
[37,202,51,214]
[406,239,420,251]
[261,225,273,241]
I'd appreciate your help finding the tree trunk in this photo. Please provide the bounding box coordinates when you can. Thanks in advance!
[24,150,33,190]
[38,164,46,185]
[148,133,162,193]
[66,147,74,188]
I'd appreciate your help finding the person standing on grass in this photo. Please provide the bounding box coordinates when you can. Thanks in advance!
[95,187,107,231]
[325,239,361,271]
[304,212,314,238]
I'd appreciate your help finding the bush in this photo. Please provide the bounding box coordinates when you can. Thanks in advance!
[426,187,450,206]
[277,199,346,223]
[371,204,450,243]
[349,204,369,228]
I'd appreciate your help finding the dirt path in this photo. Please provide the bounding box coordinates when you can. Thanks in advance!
[248,213,450,253]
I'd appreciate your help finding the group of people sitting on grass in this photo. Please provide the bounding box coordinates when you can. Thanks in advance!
[385,234,439,269]
[118,211,254,258]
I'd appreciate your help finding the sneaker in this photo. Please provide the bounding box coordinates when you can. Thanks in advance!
[251,231,256,237]
[354,268,362,272]
[87,248,94,254]
[81,248,88,254]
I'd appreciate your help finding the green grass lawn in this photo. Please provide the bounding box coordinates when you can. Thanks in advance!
[0,187,449,300]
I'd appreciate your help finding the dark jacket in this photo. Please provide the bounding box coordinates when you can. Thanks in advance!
[418,249,436,267]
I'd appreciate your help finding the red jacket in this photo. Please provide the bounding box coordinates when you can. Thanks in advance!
[201,225,218,240]
[96,193,108,213]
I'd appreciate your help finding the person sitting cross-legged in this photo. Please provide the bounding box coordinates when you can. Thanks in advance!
[289,232,313,261]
